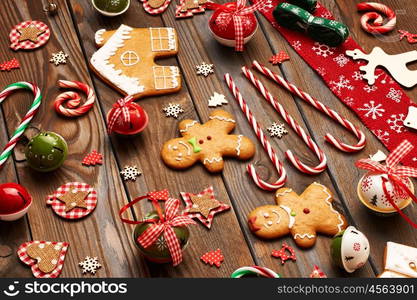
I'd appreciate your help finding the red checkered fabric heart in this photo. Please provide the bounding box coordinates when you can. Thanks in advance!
[0,58,20,71]
[269,51,290,65]
[201,248,224,267]
[82,150,103,166]
[180,186,230,229]
[9,20,50,51]
[17,241,69,278]
[46,182,97,220]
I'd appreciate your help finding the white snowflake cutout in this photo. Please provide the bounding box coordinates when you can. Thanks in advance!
[208,92,228,107]
[79,256,102,275]
[50,51,69,66]
[163,103,184,118]
[267,122,288,138]
[196,62,214,77]
[120,165,142,181]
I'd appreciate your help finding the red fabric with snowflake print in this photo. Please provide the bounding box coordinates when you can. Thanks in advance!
[254,0,417,167]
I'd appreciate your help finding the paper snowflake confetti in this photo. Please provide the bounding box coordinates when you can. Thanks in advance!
[120,165,142,181]
[208,92,228,107]
[163,103,184,118]
[201,249,224,267]
[269,51,290,65]
[0,58,20,72]
[79,256,101,275]
[267,122,288,138]
[196,62,214,77]
[50,51,69,66]
[82,150,103,166]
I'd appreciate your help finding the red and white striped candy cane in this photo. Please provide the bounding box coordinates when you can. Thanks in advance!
[224,73,287,191]
[252,61,366,152]
[242,67,327,175]
[54,80,95,117]
[357,2,396,34]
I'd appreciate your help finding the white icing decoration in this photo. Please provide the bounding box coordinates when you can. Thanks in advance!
[203,157,223,164]
[280,205,295,229]
[153,66,180,90]
[180,121,198,133]
[90,24,145,96]
[294,233,316,239]
[312,182,345,233]
[263,213,269,218]
[272,210,281,224]
[178,141,192,156]
[149,27,177,52]
[95,29,105,45]
[208,116,236,123]
[120,50,139,66]
[236,135,242,156]
[276,188,292,198]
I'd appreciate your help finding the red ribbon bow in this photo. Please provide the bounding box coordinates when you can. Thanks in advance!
[205,0,267,52]
[356,140,417,228]
[119,190,196,266]
[107,95,134,134]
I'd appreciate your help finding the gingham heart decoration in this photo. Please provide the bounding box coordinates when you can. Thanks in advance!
[9,20,50,51]
[17,241,69,278]
[46,182,97,220]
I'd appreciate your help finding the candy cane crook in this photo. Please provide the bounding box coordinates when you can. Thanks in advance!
[0,82,41,168]
[54,80,95,117]
[242,67,327,175]
[252,61,366,152]
[224,73,287,191]
[357,2,396,34]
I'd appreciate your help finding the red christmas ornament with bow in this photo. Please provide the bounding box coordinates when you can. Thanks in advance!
[107,96,149,135]
[205,0,266,52]
[356,140,417,228]
[119,190,196,266]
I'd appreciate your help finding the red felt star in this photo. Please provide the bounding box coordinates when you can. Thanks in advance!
[201,249,224,267]
[271,242,296,265]
[269,51,290,65]
[82,150,103,166]
[180,186,230,229]
[0,58,20,72]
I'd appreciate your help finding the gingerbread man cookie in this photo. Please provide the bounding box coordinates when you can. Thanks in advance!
[161,110,255,173]
[90,25,181,99]
[248,182,348,248]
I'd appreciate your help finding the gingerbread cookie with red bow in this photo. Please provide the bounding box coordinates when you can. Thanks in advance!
[161,110,255,173]
[248,182,348,248]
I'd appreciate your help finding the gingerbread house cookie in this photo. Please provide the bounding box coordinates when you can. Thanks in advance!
[90,25,181,99]
[378,242,417,278]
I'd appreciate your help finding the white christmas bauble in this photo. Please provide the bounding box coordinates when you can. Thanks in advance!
[341,226,370,273]
[357,172,414,213]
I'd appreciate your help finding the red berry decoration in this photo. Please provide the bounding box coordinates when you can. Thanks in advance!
[0,183,32,220]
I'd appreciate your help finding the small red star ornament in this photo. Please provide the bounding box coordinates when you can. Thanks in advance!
[201,249,224,267]
[82,150,103,166]
[269,51,290,65]
[0,58,20,71]
[180,186,230,229]
[271,242,296,265]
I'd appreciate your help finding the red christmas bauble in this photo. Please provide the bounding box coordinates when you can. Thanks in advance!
[209,2,258,41]
[107,102,149,135]
[0,183,32,215]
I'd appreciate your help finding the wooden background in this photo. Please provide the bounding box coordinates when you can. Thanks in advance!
[0,0,416,278]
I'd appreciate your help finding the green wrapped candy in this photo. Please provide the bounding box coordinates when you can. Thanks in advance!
[288,0,317,13]
[273,3,349,46]
[133,211,190,264]
[25,131,68,172]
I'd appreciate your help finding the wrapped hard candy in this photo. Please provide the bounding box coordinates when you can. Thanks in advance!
[357,172,414,215]
[331,226,370,273]
[0,183,32,221]
[107,100,149,136]
[25,131,68,172]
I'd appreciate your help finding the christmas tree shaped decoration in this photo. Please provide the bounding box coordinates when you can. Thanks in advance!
[370,195,378,206]
[82,150,103,166]
[208,92,228,107]
[201,249,224,267]
[0,58,20,71]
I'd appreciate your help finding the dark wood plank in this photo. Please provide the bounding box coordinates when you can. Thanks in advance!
[68,0,256,277]
[0,0,148,277]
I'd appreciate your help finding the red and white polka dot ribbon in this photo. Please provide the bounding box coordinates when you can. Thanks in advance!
[54,80,95,117]
[357,2,396,34]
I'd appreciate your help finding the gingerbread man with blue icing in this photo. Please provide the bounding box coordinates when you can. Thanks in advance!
[248,182,348,248]
[161,110,255,173]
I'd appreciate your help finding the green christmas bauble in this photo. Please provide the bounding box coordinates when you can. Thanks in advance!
[133,211,190,264]
[93,0,129,13]
[25,132,68,172]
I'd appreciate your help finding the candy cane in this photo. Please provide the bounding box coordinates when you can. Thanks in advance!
[54,80,95,117]
[242,67,327,175]
[231,266,281,278]
[0,82,41,168]
[252,61,366,152]
[224,73,287,191]
[357,2,396,34]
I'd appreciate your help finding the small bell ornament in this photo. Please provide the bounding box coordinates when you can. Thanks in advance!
[0,183,32,221]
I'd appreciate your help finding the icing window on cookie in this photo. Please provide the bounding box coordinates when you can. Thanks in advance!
[153,66,180,90]
[120,51,139,66]
[149,27,176,52]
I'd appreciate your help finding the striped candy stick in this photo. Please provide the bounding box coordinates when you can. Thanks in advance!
[242,67,327,175]
[54,80,95,117]
[0,82,41,168]
[357,2,396,34]
[224,73,287,191]
[231,266,281,278]
[252,61,366,152]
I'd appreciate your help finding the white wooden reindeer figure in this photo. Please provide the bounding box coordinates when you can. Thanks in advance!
[346,47,417,88]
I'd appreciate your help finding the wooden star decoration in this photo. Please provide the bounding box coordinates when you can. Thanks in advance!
[180,186,230,229]
[18,25,45,42]
[57,189,90,212]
